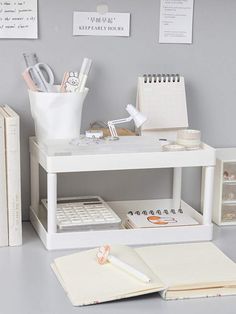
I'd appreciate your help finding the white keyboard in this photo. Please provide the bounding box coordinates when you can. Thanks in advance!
[41,196,121,231]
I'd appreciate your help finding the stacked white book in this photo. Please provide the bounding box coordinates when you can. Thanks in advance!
[0,105,22,247]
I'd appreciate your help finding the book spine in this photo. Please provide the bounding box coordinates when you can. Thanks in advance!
[5,114,22,246]
[0,115,8,246]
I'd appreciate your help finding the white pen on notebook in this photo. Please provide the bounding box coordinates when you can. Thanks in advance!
[78,58,92,93]
[97,245,151,283]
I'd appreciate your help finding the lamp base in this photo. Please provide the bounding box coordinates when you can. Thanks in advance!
[105,136,119,141]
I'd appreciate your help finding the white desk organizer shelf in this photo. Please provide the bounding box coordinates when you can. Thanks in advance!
[213,148,236,225]
[29,136,215,250]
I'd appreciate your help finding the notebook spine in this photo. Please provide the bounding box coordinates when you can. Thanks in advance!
[128,208,183,215]
[1,105,22,246]
[143,74,180,83]
[0,114,8,246]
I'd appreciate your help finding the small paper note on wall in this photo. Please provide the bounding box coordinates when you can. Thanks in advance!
[0,0,38,39]
[159,0,194,44]
[73,12,130,37]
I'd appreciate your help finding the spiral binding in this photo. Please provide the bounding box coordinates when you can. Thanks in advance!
[143,74,180,83]
[128,208,183,215]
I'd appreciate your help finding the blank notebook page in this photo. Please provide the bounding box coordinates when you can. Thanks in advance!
[52,245,164,306]
[136,242,236,290]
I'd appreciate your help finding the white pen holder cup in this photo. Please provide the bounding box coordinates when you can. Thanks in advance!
[29,88,88,144]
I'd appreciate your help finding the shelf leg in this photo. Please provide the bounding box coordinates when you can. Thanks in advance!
[173,167,182,209]
[47,173,57,234]
[202,166,215,225]
[30,154,39,214]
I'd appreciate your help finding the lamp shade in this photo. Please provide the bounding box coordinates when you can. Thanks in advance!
[126,104,147,128]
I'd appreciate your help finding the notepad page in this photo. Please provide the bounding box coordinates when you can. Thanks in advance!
[52,245,164,306]
[138,76,188,130]
[136,242,236,293]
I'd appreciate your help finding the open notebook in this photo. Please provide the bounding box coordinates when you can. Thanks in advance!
[52,242,236,306]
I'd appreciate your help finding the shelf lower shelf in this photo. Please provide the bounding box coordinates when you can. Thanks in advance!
[30,198,213,250]
[218,221,236,226]
[222,200,236,205]
[223,180,236,185]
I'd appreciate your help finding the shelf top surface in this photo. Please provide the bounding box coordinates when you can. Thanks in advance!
[30,136,214,157]
[34,136,162,156]
[29,137,215,171]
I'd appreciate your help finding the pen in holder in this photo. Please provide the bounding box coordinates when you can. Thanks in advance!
[29,87,89,144]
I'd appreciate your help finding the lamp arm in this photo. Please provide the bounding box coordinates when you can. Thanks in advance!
[107,116,133,138]
[108,116,133,125]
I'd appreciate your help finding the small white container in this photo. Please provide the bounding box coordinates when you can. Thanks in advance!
[177,129,201,149]
[29,87,88,144]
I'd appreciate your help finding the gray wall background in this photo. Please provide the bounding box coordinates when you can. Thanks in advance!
[0,0,235,220]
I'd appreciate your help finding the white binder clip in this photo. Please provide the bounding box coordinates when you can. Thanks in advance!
[96,3,108,15]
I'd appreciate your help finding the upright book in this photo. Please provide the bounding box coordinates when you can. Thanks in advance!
[0,113,8,246]
[0,105,22,246]
[52,242,236,306]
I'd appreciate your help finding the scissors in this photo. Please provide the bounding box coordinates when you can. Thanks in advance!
[25,63,55,92]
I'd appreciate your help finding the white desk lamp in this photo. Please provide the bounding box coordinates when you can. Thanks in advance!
[107,104,147,140]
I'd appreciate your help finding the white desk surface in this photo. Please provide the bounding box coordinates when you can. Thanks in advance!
[1,222,236,314]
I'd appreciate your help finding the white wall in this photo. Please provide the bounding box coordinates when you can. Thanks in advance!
[0,0,234,219]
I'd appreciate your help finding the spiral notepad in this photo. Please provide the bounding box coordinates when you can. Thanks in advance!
[137,74,188,130]
[125,208,198,229]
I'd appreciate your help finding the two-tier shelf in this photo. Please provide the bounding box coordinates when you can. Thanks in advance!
[29,136,215,250]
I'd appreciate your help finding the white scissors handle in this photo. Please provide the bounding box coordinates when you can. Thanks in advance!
[37,63,54,85]
[27,62,54,92]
